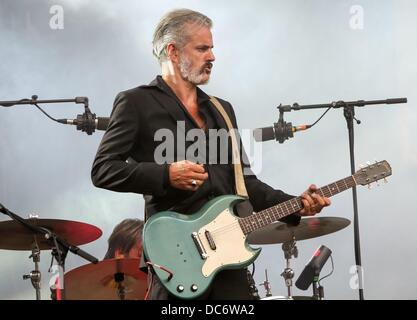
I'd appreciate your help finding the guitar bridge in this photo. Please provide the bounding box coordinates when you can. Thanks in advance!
[191,232,207,260]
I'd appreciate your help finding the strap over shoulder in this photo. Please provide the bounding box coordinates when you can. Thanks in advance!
[209,96,248,199]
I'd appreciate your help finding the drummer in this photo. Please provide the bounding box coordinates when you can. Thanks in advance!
[103,218,144,260]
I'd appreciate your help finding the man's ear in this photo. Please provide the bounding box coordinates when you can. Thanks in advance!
[166,43,179,63]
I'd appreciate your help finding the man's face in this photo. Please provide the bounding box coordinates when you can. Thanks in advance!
[114,240,142,259]
[177,24,215,85]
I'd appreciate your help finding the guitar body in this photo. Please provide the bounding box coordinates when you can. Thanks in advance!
[143,195,261,299]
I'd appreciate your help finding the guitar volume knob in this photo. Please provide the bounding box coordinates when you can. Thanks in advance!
[177,285,184,293]
[191,284,198,292]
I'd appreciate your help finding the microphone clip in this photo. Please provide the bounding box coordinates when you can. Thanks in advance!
[274,104,294,143]
[77,109,97,135]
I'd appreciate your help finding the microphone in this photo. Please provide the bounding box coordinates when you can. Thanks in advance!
[295,245,332,290]
[253,122,311,143]
[58,112,109,135]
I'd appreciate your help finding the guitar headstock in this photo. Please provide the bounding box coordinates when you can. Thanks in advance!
[354,160,392,186]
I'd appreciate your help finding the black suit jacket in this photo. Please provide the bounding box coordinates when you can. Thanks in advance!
[91,76,299,225]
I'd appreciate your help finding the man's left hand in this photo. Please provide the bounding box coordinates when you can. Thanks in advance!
[297,184,331,216]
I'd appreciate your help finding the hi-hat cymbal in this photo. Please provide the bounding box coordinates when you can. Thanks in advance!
[247,217,350,245]
[0,218,102,250]
[64,258,147,300]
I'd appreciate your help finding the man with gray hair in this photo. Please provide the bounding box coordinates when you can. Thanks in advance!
[92,8,330,300]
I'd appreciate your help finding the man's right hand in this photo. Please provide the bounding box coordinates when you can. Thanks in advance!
[169,160,209,191]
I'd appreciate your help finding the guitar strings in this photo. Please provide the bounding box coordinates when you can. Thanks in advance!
[208,217,269,236]
[209,221,241,235]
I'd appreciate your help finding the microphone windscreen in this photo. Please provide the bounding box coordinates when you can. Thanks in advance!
[253,127,274,142]
[295,265,315,290]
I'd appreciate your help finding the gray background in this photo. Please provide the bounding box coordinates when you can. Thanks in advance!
[1,0,416,300]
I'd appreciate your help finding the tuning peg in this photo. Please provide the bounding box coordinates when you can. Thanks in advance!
[367,183,372,190]
[384,178,388,184]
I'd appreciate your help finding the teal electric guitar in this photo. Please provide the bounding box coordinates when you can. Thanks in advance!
[143,160,391,299]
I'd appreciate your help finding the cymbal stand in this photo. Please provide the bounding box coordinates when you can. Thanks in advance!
[259,269,272,297]
[23,239,42,300]
[114,272,126,300]
[281,238,298,297]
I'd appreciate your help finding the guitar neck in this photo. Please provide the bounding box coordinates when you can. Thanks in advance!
[239,175,357,235]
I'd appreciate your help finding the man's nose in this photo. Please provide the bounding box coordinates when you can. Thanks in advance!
[207,49,215,62]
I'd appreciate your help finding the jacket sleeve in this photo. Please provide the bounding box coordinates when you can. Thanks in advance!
[224,100,301,225]
[91,91,168,196]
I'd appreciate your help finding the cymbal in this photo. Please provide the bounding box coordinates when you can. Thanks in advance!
[64,258,147,300]
[0,218,102,250]
[247,217,350,245]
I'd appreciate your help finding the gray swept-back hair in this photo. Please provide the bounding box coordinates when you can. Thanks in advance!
[152,9,212,63]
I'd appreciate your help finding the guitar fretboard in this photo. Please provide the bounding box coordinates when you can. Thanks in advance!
[238,176,356,235]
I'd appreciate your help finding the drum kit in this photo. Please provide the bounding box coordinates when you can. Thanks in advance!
[248,216,351,300]
[0,210,350,300]
[0,215,147,300]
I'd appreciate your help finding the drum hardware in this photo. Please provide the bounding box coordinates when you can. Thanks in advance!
[246,266,260,300]
[22,241,42,300]
[280,238,298,297]
[249,217,348,300]
[259,269,273,297]
[0,203,102,300]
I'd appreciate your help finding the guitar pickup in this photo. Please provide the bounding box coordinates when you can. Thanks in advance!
[205,230,216,250]
[191,232,207,260]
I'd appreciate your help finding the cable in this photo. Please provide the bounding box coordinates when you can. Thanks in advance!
[308,107,332,129]
[318,254,334,285]
[144,270,153,300]
[33,103,61,123]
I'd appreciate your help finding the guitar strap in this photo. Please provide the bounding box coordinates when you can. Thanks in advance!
[209,96,249,199]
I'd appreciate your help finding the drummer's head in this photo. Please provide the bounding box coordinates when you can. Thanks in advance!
[104,218,144,260]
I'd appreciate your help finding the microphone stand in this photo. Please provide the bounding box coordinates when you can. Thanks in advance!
[276,98,407,300]
[0,203,98,300]
[0,95,100,135]
[312,275,324,300]
[0,95,88,108]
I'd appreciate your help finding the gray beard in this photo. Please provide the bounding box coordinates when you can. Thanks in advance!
[179,55,209,85]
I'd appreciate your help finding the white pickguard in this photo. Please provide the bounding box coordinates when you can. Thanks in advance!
[199,209,254,277]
